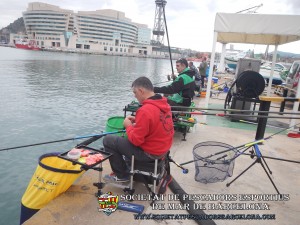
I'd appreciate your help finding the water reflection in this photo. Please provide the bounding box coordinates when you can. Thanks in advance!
[0,46,174,224]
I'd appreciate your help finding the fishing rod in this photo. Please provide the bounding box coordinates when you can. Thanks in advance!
[162,0,174,75]
[180,122,300,166]
[171,106,300,115]
[238,120,283,129]
[172,111,300,120]
[0,130,125,152]
[153,80,172,86]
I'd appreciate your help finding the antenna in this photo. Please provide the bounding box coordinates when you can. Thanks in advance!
[236,4,263,14]
[151,0,167,46]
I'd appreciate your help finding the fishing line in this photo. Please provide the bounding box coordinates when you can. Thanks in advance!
[0,130,125,152]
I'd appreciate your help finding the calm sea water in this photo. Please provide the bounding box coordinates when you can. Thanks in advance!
[0,46,172,224]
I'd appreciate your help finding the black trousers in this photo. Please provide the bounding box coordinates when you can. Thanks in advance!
[103,135,154,179]
[200,75,206,88]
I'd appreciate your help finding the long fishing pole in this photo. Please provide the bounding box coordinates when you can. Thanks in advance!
[238,120,283,129]
[172,111,300,120]
[171,106,300,115]
[0,130,125,152]
[153,80,172,86]
[180,122,300,166]
[162,1,174,75]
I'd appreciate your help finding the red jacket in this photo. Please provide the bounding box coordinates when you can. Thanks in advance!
[126,95,174,155]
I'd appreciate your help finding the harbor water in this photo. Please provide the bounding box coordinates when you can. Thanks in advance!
[0,46,172,224]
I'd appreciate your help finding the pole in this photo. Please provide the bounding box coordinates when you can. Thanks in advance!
[172,111,300,119]
[162,3,174,75]
[0,130,125,152]
[170,106,300,115]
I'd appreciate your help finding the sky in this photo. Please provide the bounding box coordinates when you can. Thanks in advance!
[1,0,300,54]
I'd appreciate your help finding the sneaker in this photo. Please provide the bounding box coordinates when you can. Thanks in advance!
[103,172,130,183]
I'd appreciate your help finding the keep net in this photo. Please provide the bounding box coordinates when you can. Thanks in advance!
[193,141,236,183]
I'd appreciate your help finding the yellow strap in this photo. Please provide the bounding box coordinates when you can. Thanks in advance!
[245,139,264,147]
[259,96,284,102]
[259,96,300,102]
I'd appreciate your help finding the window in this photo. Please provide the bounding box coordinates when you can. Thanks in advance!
[115,48,118,52]
[104,46,107,51]
[76,44,82,49]
[120,48,122,52]
[84,45,90,49]
[110,47,113,51]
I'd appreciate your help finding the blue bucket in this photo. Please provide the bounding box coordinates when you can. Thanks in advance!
[212,77,219,84]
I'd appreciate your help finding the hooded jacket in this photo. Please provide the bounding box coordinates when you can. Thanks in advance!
[126,95,174,156]
[154,68,195,106]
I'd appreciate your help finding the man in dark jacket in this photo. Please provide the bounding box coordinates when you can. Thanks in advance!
[154,58,195,107]
[199,57,208,88]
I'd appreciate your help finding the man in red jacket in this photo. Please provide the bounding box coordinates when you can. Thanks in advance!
[103,77,174,182]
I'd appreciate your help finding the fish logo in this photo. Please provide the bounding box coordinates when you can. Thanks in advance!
[98,192,119,216]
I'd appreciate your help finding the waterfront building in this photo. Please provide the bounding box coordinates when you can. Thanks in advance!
[10,2,152,55]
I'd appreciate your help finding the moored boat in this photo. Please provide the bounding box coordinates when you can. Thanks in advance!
[259,62,287,84]
[15,39,40,50]
[224,51,248,69]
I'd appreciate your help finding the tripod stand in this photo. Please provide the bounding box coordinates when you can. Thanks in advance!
[226,143,300,194]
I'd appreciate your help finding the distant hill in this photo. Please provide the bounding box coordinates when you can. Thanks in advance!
[0,17,25,42]
[270,51,300,59]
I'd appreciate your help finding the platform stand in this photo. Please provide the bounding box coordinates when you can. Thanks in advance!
[226,144,280,194]
[92,162,105,196]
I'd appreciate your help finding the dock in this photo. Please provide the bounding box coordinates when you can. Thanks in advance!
[23,80,300,225]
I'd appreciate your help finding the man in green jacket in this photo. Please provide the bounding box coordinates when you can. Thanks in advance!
[154,58,195,107]
[199,56,208,88]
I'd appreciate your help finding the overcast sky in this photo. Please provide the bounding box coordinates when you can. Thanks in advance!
[1,0,300,53]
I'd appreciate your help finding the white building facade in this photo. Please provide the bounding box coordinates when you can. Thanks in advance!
[11,2,152,55]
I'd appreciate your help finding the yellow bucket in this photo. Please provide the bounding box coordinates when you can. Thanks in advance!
[21,153,84,223]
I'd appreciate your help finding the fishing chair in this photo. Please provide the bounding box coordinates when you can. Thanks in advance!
[123,151,172,202]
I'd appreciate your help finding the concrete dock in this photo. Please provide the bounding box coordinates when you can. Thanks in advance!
[24,88,300,225]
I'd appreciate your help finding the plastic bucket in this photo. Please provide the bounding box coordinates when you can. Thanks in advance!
[106,116,125,136]
[212,77,219,84]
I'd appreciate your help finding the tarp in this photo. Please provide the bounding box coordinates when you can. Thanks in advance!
[205,13,300,111]
[214,13,300,45]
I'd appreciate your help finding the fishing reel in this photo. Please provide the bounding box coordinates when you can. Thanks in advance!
[224,70,266,112]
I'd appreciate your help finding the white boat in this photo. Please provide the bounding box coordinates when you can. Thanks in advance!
[224,51,248,69]
[259,62,287,84]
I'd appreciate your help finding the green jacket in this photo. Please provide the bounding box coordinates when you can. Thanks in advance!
[154,68,195,106]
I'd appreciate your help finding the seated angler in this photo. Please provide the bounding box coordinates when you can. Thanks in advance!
[154,58,196,107]
[103,76,174,183]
